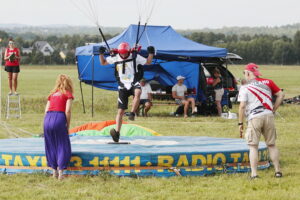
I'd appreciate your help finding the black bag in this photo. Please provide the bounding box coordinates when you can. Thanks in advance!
[174,105,184,115]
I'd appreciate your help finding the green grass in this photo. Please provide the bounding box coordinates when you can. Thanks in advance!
[0,65,300,200]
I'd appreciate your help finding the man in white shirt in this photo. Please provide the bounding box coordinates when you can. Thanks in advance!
[172,75,196,118]
[99,42,154,142]
[139,78,153,117]
[238,63,284,179]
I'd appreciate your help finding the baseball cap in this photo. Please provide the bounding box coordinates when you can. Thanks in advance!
[245,63,262,77]
[176,75,185,80]
[140,78,146,82]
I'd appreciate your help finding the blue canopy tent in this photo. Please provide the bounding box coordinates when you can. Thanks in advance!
[75,25,227,115]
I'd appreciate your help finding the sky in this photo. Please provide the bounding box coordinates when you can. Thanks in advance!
[0,0,299,29]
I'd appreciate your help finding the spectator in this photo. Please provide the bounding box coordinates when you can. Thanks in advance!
[172,75,196,118]
[212,68,224,116]
[139,78,153,117]
[3,39,21,95]
[43,74,74,180]
[238,63,284,179]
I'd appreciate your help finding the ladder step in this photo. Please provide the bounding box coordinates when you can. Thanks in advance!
[6,94,21,119]
[7,114,20,118]
[9,108,20,111]
[8,100,20,103]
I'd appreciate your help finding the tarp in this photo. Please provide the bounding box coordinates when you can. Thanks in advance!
[76,24,227,59]
[75,24,227,101]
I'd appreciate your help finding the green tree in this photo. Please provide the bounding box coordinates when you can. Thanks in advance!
[294,31,300,63]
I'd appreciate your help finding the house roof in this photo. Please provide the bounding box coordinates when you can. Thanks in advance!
[34,41,49,50]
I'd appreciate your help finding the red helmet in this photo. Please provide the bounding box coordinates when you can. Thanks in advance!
[118,42,130,54]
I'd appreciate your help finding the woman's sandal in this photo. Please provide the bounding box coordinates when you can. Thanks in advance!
[249,175,259,180]
[275,172,283,178]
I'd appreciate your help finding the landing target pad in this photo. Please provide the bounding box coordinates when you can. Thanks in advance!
[0,136,270,177]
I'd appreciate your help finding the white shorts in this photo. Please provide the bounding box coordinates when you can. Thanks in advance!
[214,88,224,101]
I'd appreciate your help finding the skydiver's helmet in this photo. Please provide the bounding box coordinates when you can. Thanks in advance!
[118,42,130,59]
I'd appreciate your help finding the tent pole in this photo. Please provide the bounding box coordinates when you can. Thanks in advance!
[225,59,229,106]
[75,56,86,114]
[79,80,86,114]
[92,55,94,117]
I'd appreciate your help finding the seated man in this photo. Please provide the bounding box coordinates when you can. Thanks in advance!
[172,75,196,118]
[139,78,153,117]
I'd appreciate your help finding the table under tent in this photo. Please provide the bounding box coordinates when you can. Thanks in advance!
[75,24,229,115]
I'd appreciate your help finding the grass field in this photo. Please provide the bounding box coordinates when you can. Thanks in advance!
[0,65,299,200]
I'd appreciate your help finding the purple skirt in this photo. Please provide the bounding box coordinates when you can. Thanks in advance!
[43,111,71,170]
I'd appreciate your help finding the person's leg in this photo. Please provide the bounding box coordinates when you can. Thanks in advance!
[58,169,64,180]
[110,108,124,142]
[144,101,152,117]
[188,98,196,113]
[268,145,281,173]
[245,117,263,177]
[183,100,189,118]
[115,109,125,132]
[263,114,281,175]
[249,145,259,177]
[52,168,58,178]
[131,88,141,113]
[7,72,13,94]
[12,73,18,93]
[216,100,222,116]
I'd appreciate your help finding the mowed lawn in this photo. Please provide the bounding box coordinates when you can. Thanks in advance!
[0,65,299,200]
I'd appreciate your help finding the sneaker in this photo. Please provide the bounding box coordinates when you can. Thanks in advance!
[128,112,135,121]
[275,172,283,178]
[110,128,120,142]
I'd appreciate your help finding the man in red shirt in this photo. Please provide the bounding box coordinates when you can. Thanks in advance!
[238,63,285,179]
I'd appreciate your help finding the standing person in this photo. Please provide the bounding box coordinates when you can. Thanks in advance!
[44,74,74,180]
[99,42,154,142]
[238,63,284,179]
[172,75,196,118]
[139,78,153,117]
[212,68,224,116]
[3,39,21,95]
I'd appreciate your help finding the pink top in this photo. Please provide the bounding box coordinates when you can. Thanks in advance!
[48,91,74,112]
[5,48,20,66]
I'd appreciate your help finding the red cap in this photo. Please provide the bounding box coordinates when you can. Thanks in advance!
[245,63,261,77]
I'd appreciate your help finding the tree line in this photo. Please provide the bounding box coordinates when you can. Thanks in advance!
[0,30,114,65]
[186,31,300,65]
[1,29,300,65]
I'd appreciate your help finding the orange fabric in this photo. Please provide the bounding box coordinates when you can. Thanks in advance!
[69,120,127,134]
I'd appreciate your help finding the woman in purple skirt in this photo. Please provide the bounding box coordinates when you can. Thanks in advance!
[44,74,74,180]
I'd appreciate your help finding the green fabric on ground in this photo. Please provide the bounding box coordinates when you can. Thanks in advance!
[75,124,159,136]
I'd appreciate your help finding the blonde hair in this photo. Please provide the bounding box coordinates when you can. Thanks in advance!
[49,74,74,97]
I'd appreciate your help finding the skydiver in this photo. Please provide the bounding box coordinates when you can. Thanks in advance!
[99,42,155,142]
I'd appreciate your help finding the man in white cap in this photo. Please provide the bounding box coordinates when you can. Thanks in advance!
[238,63,285,179]
[172,75,196,118]
[139,78,153,117]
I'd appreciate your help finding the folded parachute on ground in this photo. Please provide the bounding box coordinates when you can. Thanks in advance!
[69,120,124,135]
[71,124,160,137]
